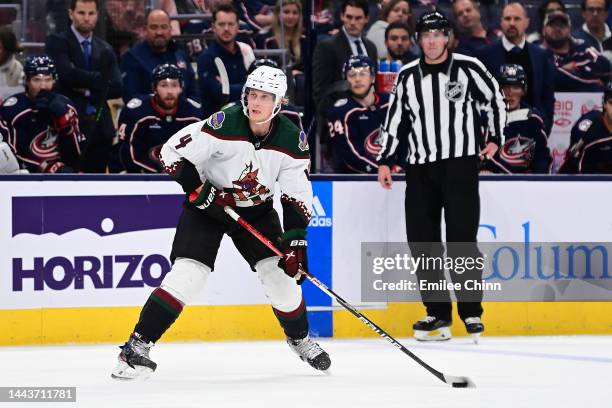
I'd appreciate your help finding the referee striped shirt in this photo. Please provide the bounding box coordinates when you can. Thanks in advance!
[377,53,507,165]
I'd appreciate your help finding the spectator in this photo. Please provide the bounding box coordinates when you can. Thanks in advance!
[197,3,255,117]
[453,0,500,56]
[313,0,378,112]
[120,9,199,103]
[574,0,611,53]
[326,55,404,173]
[0,26,24,102]
[366,0,411,60]
[114,63,201,173]
[312,0,337,40]
[46,0,122,173]
[560,82,612,173]
[540,11,611,91]
[382,21,418,64]
[105,0,147,56]
[0,55,85,173]
[477,2,555,132]
[481,64,551,174]
[526,0,566,43]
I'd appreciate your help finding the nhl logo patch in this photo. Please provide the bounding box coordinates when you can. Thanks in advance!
[208,111,225,129]
[298,131,309,151]
[126,98,142,109]
[2,96,17,107]
[444,81,465,102]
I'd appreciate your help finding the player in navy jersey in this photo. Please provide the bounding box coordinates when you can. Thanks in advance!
[114,63,202,173]
[482,64,552,174]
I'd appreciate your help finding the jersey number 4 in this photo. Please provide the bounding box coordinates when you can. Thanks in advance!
[175,135,193,149]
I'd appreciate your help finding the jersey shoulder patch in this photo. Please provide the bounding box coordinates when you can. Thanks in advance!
[127,98,143,109]
[200,105,247,136]
[2,96,17,107]
[206,110,226,129]
[187,98,201,109]
[334,98,348,107]
[578,119,593,132]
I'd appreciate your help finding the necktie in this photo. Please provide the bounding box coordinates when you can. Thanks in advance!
[81,39,96,115]
[355,40,365,56]
[82,39,91,69]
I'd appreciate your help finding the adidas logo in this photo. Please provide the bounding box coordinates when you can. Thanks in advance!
[309,196,332,227]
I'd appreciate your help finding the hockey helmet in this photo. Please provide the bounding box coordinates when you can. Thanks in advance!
[24,55,57,81]
[342,55,376,79]
[498,64,527,89]
[152,63,184,88]
[241,65,287,123]
[415,10,451,39]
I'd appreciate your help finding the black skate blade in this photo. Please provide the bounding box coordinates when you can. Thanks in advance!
[444,375,476,388]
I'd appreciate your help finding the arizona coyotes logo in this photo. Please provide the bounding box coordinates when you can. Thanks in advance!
[444,81,465,102]
[231,162,271,204]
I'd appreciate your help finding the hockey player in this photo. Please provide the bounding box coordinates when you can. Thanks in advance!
[559,82,612,174]
[481,64,552,174]
[114,63,202,173]
[111,65,331,380]
[0,55,85,173]
[326,55,405,173]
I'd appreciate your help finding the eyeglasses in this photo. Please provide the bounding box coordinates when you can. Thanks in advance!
[585,7,606,14]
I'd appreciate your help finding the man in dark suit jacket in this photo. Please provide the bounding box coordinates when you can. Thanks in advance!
[312,0,378,112]
[45,0,122,173]
[477,2,556,132]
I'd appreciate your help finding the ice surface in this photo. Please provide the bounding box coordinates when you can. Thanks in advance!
[1,336,610,408]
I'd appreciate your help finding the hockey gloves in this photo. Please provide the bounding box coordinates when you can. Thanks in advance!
[34,90,69,120]
[188,180,235,211]
[278,229,308,284]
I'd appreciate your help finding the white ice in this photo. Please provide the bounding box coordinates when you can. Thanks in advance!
[1,335,610,408]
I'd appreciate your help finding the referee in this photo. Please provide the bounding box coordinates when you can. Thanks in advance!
[376,11,506,342]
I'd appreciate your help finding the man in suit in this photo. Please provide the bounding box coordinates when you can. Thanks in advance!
[312,0,378,112]
[478,2,556,132]
[45,0,122,173]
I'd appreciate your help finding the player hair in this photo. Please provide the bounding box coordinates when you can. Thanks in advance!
[271,0,303,64]
[212,3,240,22]
[341,0,369,17]
[69,0,98,10]
[385,21,411,41]
[0,26,21,57]
[581,0,611,11]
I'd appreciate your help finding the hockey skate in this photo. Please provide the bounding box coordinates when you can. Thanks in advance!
[464,317,484,344]
[111,333,157,380]
[413,316,452,341]
[287,335,331,371]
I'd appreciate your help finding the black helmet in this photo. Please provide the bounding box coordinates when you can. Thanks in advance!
[415,10,451,38]
[604,81,612,104]
[24,55,57,81]
[247,58,280,75]
[498,64,527,88]
[342,55,376,78]
[151,63,183,88]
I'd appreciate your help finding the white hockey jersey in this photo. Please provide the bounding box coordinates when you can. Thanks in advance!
[160,105,313,229]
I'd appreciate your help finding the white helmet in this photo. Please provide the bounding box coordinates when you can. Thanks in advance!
[241,66,287,123]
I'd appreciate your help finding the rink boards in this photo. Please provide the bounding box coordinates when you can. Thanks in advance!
[1,174,612,345]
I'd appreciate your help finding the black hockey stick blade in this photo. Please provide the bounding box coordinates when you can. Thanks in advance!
[444,374,476,388]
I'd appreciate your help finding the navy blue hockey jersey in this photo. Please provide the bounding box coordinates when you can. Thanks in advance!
[326,93,404,173]
[116,95,202,173]
[560,110,612,174]
[482,107,551,174]
[0,92,85,173]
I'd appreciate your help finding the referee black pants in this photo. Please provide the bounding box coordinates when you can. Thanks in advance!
[404,156,483,322]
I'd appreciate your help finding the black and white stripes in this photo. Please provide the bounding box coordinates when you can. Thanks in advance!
[377,53,507,165]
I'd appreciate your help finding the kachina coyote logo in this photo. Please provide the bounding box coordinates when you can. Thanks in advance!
[231,162,271,204]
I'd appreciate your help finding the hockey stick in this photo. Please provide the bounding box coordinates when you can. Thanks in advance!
[214,57,231,108]
[223,206,476,388]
